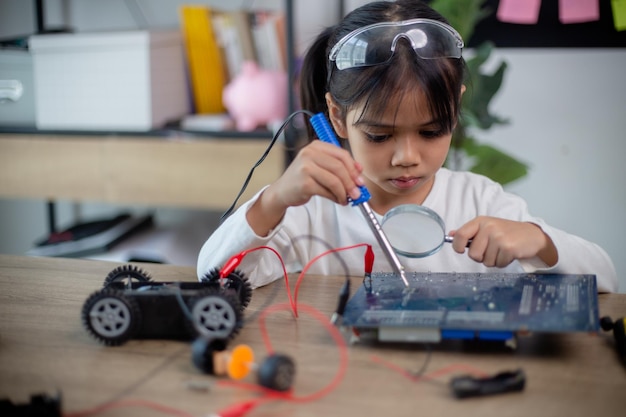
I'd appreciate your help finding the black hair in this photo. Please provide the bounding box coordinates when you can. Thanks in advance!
[299,0,466,139]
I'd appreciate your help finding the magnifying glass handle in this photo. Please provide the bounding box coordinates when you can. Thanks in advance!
[444,235,472,247]
[310,113,409,287]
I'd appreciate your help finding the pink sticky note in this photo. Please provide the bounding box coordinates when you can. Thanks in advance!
[612,0,626,31]
[559,0,600,23]
[497,0,542,24]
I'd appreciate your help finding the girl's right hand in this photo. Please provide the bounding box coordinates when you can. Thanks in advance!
[267,140,365,210]
[246,141,364,236]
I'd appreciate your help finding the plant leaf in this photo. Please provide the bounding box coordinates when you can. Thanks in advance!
[429,0,491,42]
[463,42,509,130]
[430,0,527,186]
[463,140,528,185]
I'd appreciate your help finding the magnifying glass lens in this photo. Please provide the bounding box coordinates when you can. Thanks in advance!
[381,205,447,258]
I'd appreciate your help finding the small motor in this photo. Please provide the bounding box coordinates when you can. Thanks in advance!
[192,337,296,392]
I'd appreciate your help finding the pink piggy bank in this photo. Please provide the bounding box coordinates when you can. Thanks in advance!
[222,61,288,131]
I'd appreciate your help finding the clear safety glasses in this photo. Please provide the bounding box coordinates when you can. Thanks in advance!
[329,18,464,71]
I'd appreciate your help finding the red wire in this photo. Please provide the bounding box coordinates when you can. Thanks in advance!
[226,246,297,317]
[254,302,350,403]
[216,301,350,414]
[211,397,276,417]
[249,242,368,401]
[292,243,371,317]
[65,243,364,417]
[229,242,371,319]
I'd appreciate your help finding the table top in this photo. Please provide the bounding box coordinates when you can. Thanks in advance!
[0,254,625,417]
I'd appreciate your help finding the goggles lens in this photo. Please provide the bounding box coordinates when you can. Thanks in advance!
[330,18,464,71]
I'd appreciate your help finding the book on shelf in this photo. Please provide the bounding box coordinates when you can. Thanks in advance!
[179,6,287,120]
[211,10,257,80]
[212,9,287,75]
[179,5,227,114]
[250,10,287,72]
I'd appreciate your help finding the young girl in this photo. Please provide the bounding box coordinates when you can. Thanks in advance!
[197,0,617,293]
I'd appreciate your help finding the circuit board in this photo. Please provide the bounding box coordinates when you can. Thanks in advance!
[341,272,599,342]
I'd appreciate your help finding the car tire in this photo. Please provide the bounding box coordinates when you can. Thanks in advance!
[103,264,152,288]
[200,268,252,310]
[82,288,141,346]
[187,289,242,340]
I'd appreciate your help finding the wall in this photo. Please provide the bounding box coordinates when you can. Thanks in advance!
[0,0,624,291]
[478,48,626,293]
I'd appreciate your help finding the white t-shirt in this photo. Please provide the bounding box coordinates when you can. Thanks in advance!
[197,168,617,292]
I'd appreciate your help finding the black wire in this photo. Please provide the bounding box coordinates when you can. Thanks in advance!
[290,234,352,280]
[219,110,315,223]
[173,283,194,322]
[411,344,434,378]
[290,234,354,325]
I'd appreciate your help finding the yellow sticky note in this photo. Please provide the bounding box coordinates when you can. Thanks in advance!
[612,0,626,31]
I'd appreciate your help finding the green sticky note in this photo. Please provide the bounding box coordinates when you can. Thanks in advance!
[612,0,626,31]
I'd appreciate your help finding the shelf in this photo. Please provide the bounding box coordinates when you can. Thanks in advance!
[0,133,284,210]
[0,1,297,213]
[0,125,274,140]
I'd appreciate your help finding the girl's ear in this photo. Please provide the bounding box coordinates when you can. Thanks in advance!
[325,92,349,138]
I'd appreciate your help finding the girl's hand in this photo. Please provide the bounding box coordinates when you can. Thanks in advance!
[246,141,363,236]
[266,140,364,209]
[449,216,558,268]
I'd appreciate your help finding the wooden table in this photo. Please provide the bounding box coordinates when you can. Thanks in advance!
[0,255,624,417]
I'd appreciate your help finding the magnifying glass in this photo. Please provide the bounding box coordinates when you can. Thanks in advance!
[381,204,467,258]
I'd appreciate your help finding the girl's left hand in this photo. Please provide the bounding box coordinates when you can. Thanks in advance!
[449,216,558,268]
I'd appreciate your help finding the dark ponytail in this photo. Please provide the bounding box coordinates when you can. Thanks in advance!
[299,26,334,119]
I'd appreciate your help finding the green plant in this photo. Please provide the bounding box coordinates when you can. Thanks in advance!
[430,0,528,185]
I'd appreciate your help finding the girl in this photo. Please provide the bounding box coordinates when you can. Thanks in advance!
[197,0,617,292]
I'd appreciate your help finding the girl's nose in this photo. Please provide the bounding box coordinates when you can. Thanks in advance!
[391,135,420,167]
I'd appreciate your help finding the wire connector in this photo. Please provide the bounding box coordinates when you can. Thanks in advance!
[219,252,248,278]
[364,245,374,276]
[330,279,351,325]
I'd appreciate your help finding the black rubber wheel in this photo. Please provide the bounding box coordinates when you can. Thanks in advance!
[191,337,228,374]
[103,264,152,288]
[82,288,140,346]
[200,268,252,310]
[187,289,242,340]
[257,353,296,392]
[600,316,614,331]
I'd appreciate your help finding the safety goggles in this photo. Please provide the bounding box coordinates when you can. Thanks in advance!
[329,18,464,71]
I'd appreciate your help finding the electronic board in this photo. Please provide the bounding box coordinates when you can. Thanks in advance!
[341,272,599,343]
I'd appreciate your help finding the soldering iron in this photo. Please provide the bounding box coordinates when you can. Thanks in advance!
[309,113,409,287]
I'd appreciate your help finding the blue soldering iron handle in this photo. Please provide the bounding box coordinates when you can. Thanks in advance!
[310,113,370,205]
